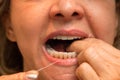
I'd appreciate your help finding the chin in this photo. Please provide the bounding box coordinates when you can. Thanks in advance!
[52,74,78,80]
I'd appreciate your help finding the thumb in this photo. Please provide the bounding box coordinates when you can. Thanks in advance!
[0,70,39,80]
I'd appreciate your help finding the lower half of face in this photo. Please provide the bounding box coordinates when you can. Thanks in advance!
[9,0,118,80]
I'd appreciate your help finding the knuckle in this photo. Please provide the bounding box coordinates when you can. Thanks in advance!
[85,46,95,53]
[83,45,99,61]
[79,62,88,70]
[77,62,88,74]
[83,46,95,57]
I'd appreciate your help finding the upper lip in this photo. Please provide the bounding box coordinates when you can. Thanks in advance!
[44,29,89,44]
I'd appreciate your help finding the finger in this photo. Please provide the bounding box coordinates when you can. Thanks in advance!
[67,38,110,73]
[67,38,104,63]
[0,70,39,80]
[76,40,120,79]
[67,38,120,79]
[76,62,99,80]
[78,46,110,73]
[67,38,105,53]
[67,38,89,53]
[99,41,120,60]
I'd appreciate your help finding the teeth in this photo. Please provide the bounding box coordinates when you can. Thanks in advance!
[46,45,77,59]
[52,36,82,40]
[46,36,82,59]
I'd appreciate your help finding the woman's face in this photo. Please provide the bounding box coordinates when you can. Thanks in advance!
[8,0,117,80]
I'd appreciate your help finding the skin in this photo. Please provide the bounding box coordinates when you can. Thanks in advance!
[67,38,120,80]
[0,0,119,80]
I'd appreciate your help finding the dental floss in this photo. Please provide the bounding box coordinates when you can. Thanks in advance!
[37,61,58,72]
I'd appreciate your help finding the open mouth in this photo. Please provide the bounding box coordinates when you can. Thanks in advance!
[45,36,85,59]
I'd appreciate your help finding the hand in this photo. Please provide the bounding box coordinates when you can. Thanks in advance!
[67,38,120,80]
[0,70,39,80]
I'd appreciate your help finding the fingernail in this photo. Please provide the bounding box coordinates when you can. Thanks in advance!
[26,70,38,80]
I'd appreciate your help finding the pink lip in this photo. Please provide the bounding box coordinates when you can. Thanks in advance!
[42,29,88,66]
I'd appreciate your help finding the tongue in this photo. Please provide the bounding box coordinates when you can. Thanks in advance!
[52,41,66,52]
[47,40,74,52]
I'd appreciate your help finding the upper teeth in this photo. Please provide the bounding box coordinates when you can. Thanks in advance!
[52,36,82,40]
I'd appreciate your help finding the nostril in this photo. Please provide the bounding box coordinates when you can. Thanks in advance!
[72,12,79,16]
[55,13,64,17]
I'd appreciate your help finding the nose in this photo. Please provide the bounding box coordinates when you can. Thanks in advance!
[49,0,84,21]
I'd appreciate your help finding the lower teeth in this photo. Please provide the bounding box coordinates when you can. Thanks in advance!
[46,45,77,59]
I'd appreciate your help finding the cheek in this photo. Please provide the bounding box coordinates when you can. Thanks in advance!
[10,3,51,64]
[10,2,51,44]
[85,4,117,44]
[94,14,117,44]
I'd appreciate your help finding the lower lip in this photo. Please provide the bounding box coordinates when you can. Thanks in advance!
[42,46,78,66]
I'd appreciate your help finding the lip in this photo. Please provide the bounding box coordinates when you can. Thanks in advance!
[42,29,88,66]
